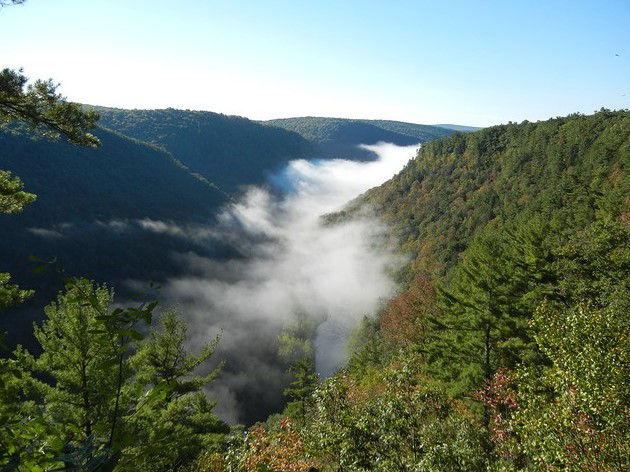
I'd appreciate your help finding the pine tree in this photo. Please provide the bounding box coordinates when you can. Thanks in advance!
[20,280,120,443]
[426,220,553,407]
[7,278,157,469]
[0,68,99,147]
[284,358,319,428]
[120,309,227,470]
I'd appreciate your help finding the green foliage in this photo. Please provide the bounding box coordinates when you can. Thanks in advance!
[277,313,317,363]
[308,355,487,471]
[0,68,99,147]
[426,221,552,397]
[0,356,66,471]
[345,315,394,380]
[510,297,630,471]
[356,110,630,278]
[0,169,36,214]
[21,280,120,443]
[1,278,153,470]
[0,279,227,471]
[0,272,33,313]
[283,359,319,428]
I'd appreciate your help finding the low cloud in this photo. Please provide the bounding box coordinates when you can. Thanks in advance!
[27,227,64,239]
[134,142,418,424]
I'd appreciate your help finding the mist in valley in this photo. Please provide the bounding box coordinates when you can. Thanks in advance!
[124,142,417,423]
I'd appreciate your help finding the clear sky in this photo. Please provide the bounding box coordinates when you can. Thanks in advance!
[1,0,628,126]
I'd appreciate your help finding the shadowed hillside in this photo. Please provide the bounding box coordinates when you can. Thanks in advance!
[0,127,233,347]
[93,107,316,193]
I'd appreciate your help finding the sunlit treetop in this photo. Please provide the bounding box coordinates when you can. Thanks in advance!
[0,68,99,147]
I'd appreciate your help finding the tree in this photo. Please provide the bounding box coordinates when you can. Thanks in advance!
[509,298,630,471]
[17,281,123,455]
[0,169,36,215]
[0,272,32,313]
[426,221,553,399]
[0,67,99,147]
[4,278,157,470]
[120,309,227,470]
[284,358,319,428]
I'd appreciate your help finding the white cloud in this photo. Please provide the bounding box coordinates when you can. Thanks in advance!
[140,143,417,423]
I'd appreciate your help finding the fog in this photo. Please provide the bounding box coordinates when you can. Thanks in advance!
[148,143,418,423]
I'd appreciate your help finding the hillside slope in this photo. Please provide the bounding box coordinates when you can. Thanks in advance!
[0,128,231,345]
[93,107,315,192]
[355,110,630,278]
[263,117,455,160]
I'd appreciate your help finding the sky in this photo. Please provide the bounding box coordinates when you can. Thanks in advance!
[1,0,628,126]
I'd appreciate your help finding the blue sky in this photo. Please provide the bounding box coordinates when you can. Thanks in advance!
[1,0,628,126]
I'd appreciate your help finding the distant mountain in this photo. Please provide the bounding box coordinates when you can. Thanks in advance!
[263,117,455,160]
[434,123,482,132]
[92,107,315,193]
[94,109,462,179]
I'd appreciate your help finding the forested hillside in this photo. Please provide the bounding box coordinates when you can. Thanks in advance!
[0,127,231,346]
[204,110,629,471]
[94,107,316,192]
[2,101,628,470]
[349,109,630,279]
[264,117,455,160]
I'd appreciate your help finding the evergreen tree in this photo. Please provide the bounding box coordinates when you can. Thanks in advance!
[120,309,227,470]
[425,220,554,433]
[18,281,120,441]
[0,67,99,147]
[5,278,157,470]
[284,358,319,428]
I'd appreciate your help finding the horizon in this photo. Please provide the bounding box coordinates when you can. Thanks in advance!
[85,102,624,130]
[2,0,628,127]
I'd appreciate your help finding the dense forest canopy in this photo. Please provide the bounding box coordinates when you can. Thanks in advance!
[350,109,630,279]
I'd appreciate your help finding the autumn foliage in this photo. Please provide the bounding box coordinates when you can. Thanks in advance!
[241,419,317,472]
[380,276,435,346]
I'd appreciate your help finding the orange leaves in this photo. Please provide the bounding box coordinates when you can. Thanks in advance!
[474,368,518,446]
[380,276,435,346]
[241,419,317,472]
